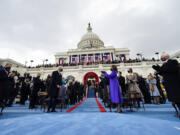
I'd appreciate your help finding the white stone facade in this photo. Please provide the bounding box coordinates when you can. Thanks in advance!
[171,50,180,62]
[55,24,130,64]
[0,58,26,75]
[25,61,163,82]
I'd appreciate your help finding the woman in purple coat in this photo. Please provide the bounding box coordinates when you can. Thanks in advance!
[103,65,123,113]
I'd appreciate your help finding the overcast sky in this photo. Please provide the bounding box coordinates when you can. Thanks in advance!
[0,0,179,66]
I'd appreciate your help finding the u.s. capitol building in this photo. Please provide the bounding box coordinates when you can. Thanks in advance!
[24,23,165,83]
[3,23,177,83]
[54,23,130,65]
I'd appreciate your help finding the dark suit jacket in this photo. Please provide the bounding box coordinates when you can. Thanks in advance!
[48,71,62,98]
[32,77,42,94]
[0,66,9,101]
[118,76,126,95]
[153,59,180,103]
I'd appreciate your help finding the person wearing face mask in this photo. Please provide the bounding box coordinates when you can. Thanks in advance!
[126,68,143,110]
[102,65,123,113]
[47,66,63,112]
[152,52,180,117]
[29,73,42,109]
[147,74,160,105]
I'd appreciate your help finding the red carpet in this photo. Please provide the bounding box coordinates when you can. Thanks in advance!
[95,98,106,112]
[66,98,87,113]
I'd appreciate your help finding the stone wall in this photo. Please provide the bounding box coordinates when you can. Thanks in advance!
[25,61,163,81]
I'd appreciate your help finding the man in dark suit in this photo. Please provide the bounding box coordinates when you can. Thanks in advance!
[117,71,126,96]
[152,53,180,116]
[20,78,27,105]
[0,63,11,114]
[29,73,42,109]
[68,79,77,105]
[47,66,63,112]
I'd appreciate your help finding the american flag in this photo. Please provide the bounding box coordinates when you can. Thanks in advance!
[95,55,101,62]
[83,56,87,65]
[58,58,64,65]
[124,56,126,61]
[88,55,92,62]
[102,55,107,62]
[75,57,79,64]
[120,54,126,61]
[90,56,94,62]
[72,57,76,64]
[90,40,93,47]
[107,55,111,61]
[119,56,122,61]
[97,56,101,62]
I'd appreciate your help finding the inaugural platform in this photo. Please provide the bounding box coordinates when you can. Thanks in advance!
[0,0,180,135]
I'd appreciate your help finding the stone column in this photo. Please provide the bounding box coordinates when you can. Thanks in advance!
[111,52,113,61]
[69,55,71,64]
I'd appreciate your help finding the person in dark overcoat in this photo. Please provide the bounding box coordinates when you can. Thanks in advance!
[137,75,151,104]
[0,65,9,104]
[29,73,42,109]
[47,66,62,112]
[117,71,126,96]
[7,72,20,106]
[0,64,11,114]
[152,53,180,116]
[20,78,27,105]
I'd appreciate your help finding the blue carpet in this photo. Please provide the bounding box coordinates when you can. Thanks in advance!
[0,98,179,135]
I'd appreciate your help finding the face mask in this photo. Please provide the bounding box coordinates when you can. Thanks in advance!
[161,58,166,61]
[5,67,11,72]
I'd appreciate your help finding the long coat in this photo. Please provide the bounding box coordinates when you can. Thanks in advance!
[48,71,62,98]
[126,74,143,99]
[104,71,123,104]
[118,76,126,96]
[147,79,160,97]
[152,59,180,103]
[137,76,151,103]
[32,77,42,94]
[0,66,9,102]
[99,77,109,100]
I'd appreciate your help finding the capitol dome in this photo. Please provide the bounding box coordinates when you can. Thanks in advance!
[77,23,104,49]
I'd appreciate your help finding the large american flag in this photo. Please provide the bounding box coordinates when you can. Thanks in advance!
[58,58,64,64]
[75,57,79,64]
[120,54,126,61]
[90,56,94,62]
[72,57,76,64]
[103,55,111,62]
[107,55,111,61]
[95,55,101,62]
[83,56,87,65]
[90,40,93,47]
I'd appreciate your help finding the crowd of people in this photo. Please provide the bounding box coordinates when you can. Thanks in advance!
[0,65,86,114]
[0,53,179,118]
[97,53,179,116]
[98,67,166,113]
[28,58,160,69]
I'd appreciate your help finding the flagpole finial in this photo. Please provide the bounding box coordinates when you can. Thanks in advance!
[87,22,92,32]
